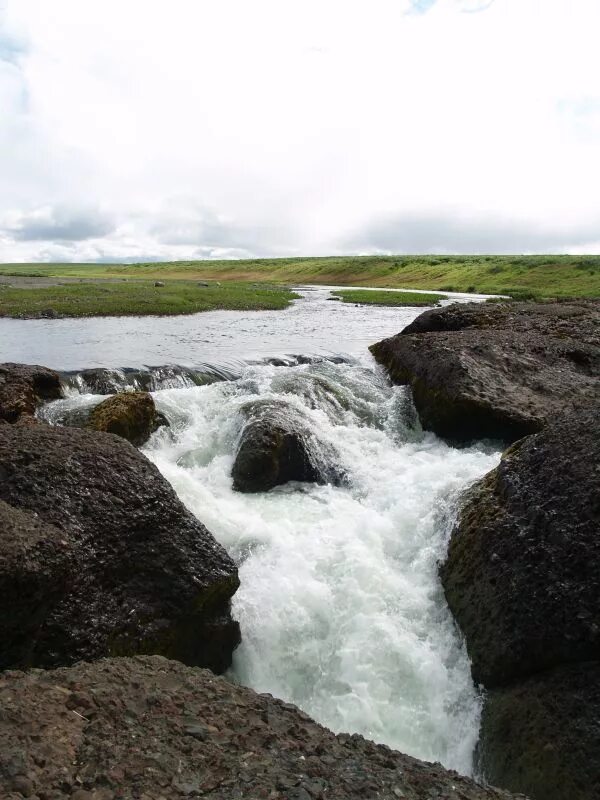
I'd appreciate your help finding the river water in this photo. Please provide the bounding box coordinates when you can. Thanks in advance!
[1,287,500,775]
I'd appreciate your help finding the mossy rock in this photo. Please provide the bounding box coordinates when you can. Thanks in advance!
[87,391,167,446]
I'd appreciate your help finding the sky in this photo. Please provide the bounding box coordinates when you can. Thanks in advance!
[1,0,599,262]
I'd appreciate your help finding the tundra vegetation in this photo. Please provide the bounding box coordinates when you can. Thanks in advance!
[1,253,599,300]
[0,280,299,318]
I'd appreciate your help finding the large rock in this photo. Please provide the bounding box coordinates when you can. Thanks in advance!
[440,406,600,688]
[478,662,600,800]
[87,391,167,446]
[0,500,75,669]
[0,423,240,672]
[0,363,63,423]
[232,400,344,493]
[0,655,526,800]
[369,301,600,442]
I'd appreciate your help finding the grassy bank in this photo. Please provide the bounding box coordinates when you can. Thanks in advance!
[332,289,444,306]
[0,280,299,319]
[1,254,600,299]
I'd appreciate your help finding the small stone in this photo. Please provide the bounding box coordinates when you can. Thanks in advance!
[183,723,209,741]
[12,776,35,797]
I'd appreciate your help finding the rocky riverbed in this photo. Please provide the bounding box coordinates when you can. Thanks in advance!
[1,299,599,800]
[0,656,526,800]
[0,357,525,800]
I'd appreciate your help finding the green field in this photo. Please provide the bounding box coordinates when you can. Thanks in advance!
[332,289,444,306]
[0,280,299,319]
[1,254,600,299]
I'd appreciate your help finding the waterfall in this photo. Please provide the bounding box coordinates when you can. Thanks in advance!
[139,358,500,775]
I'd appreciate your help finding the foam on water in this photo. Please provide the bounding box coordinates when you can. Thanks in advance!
[142,358,501,775]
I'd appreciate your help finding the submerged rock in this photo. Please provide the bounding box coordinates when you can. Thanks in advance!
[76,367,132,394]
[440,406,600,688]
[0,655,525,800]
[232,399,345,492]
[87,391,168,446]
[0,423,240,672]
[0,362,63,423]
[369,301,600,442]
[478,662,600,800]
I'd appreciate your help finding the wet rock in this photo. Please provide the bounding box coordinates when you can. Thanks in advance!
[440,407,600,688]
[87,392,167,446]
[369,301,600,442]
[0,655,525,800]
[0,501,75,670]
[478,662,600,800]
[0,423,240,671]
[0,363,63,423]
[232,400,345,493]
[76,368,131,395]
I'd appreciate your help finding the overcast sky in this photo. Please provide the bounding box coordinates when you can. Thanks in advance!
[1,0,599,262]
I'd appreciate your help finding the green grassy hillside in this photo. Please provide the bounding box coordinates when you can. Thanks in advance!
[1,254,599,300]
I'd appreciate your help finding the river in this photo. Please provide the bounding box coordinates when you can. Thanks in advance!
[1,286,501,775]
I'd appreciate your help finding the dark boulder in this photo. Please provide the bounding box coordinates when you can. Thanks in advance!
[478,662,600,800]
[369,301,600,442]
[232,400,345,493]
[0,655,525,800]
[87,391,168,446]
[401,299,600,337]
[0,423,240,672]
[0,363,63,423]
[440,406,600,688]
[0,500,75,669]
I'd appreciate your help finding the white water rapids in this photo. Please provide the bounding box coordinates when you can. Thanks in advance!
[140,358,500,775]
[19,288,503,776]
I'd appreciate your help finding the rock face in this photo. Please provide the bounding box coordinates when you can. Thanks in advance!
[0,500,75,669]
[478,663,600,800]
[441,406,600,799]
[0,423,240,672]
[369,301,600,442]
[0,363,63,423]
[232,400,344,493]
[440,407,600,687]
[87,391,167,446]
[0,655,526,800]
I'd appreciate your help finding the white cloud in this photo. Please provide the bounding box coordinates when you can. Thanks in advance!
[1,0,600,261]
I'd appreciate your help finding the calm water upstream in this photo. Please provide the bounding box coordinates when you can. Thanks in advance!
[3,287,501,775]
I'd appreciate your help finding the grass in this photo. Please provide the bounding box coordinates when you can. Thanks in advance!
[0,255,600,298]
[0,280,299,319]
[1,254,600,299]
[331,289,444,306]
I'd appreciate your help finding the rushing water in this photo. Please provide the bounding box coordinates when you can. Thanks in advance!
[9,287,501,776]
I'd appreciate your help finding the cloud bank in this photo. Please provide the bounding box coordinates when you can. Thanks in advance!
[1,0,599,262]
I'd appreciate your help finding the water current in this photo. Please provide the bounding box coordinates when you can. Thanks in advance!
[3,287,501,775]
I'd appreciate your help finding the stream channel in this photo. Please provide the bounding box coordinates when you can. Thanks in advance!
[0,286,501,775]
